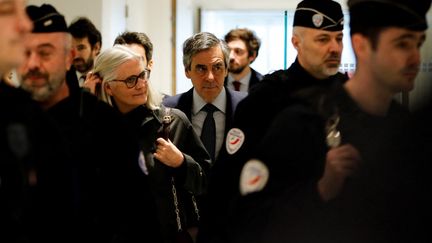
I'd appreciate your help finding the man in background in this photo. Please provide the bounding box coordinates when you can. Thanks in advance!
[224,28,263,92]
[114,31,154,71]
[68,17,101,88]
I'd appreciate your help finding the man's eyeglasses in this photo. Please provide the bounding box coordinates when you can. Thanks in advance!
[110,69,150,88]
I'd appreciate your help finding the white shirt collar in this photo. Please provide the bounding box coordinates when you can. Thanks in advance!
[228,70,252,86]
[76,70,85,79]
[76,71,86,86]
[192,87,227,115]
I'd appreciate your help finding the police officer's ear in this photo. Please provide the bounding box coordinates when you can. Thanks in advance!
[291,32,301,51]
[66,42,74,70]
[351,33,370,60]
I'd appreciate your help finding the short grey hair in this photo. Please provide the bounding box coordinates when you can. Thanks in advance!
[93,44,162,110]
[182,32,230,71]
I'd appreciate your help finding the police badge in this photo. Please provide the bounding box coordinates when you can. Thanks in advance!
[325,113,341,148]
[312,13,324,28]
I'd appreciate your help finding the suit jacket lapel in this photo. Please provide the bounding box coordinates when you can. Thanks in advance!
[224,89,234,136]
[175,88,194,120]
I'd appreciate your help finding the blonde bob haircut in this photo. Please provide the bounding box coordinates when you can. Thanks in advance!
[93,44,162,110]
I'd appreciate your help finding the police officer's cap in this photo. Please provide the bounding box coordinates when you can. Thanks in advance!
[348,0,431,33]
[26,4,68,33]
[293,0,344,31]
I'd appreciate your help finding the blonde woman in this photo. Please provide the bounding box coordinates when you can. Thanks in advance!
[86,45,211,243]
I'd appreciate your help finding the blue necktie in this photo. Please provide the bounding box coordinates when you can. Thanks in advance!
[201,104,218,161]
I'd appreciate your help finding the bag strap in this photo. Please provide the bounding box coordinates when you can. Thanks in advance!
[165,106,200,232]
[171,177,201,232]
[171,177,183,232]
[164,107,183,232]
[191,194,200,221]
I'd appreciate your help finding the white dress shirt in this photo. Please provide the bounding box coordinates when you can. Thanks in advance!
[191,88,227,160]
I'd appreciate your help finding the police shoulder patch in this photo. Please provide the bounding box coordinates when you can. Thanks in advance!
[226,128,245,155]
[138,151,148,175]
[239,159,269,196]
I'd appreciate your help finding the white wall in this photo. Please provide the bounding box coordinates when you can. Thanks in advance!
[176,0,195,93]
[27,0,106,44]
[126,0,172,95]
[101,0,127,51]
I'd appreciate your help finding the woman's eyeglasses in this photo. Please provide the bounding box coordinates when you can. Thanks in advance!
[110,69,150,88]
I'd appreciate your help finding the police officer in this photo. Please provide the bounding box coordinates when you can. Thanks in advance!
[223,0,431,242]
[197,0,349,242]
[0,1,75,242]
[18,4,140,242]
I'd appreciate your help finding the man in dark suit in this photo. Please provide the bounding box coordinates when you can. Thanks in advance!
[68,17,101,87]
[224,28,263,92]
[66,17,102,96]
[164,32,246,164]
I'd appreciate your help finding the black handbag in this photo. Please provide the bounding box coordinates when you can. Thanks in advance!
[162,108,199,243]
[174,231,194,243]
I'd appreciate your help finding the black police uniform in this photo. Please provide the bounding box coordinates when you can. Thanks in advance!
[229,82,421,243]
[24,4,142,242]
[0,81,74,243]
[46,88,141,243]
[411,98,432,242]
